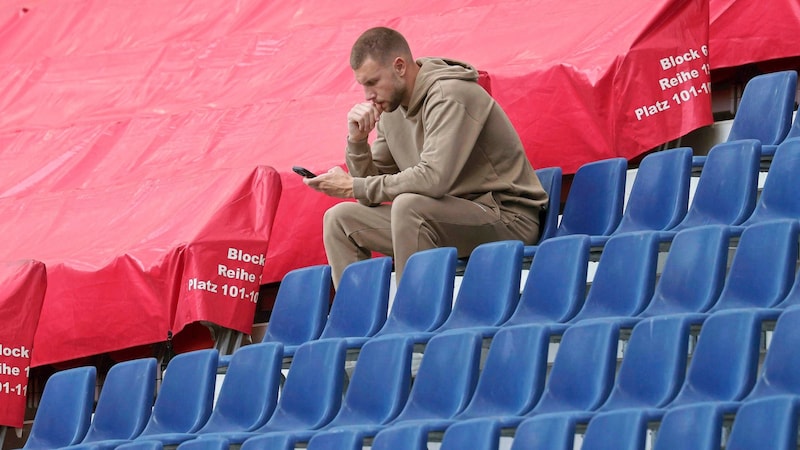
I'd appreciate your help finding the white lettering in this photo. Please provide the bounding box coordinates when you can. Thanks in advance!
[217,264,258,283]
[659,48,701,70]
[658,69,700,91]
[634,100,670,121]
[227,248,265,266]
[0,345,30,359]
[187,278,218,293]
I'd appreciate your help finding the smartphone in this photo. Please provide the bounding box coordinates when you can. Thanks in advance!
[292,166,317,178]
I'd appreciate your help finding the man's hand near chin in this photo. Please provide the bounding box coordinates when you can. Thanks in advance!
[304,166,355,199]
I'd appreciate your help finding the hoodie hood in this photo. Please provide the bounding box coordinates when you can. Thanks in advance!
[407,57,479,116]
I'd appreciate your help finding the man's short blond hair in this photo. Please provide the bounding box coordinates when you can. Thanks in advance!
[350,27,413,70]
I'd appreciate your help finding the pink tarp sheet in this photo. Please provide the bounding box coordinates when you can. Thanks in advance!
[710,0,800,69]
[4,0,796,389]
[0,260,46,428]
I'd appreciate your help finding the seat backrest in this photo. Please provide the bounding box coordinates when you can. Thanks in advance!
[651,403,724,450]
[197,342,283,433]
[669,309,772,407]
[727,70,798,145]
[256,338,347,432]
[437,241,522,331]
[325,335,413,428]
[726,396,800,450]
[81,358,156,442]
[613,148,691,234]
[305,429,369,450]
[569,231,661,322]
[505,234,590,326]
[555,157,626,238]
[455,324,552,419]
[709,219,799,312]
[672,139,759,231]
[529,320,620,415]
[743,138,800,226]
[510,415,578,450]
[747,306,800,399]
[139,349,218,435]
[535,166,563,242]
[262,265,331,346]
[319,257,391,339]
[598,315,691,411]
[176,437,233,450]
[23,366,96,449]
[391,331,482,422]
[639,225,731,317]
[375,247,456,337]
[440,418,501,450]
[581,409,658,450]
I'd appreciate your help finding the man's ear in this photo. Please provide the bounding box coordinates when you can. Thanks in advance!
[393,57,406,76]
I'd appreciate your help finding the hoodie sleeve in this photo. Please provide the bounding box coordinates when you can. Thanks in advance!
[353,81,490,203]
[346,120,400,205]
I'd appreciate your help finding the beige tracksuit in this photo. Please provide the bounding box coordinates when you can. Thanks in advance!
[324,57,548,287]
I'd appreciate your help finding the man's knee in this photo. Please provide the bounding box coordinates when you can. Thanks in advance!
[390,193,430,220]
[323,202,360,230]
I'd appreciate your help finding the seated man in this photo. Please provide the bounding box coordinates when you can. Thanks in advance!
[305,26,548,288]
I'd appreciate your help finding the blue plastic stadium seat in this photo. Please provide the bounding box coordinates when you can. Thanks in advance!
[509,414,578,450]
[596,315,692,411]
[63,350,219,450]
[246,265,329,347]
[590,147,691,247]
[175,437,231,450]
[134,342,283,447]
[438,419,502,450]
[301,429,365,450]
[238,334,415,449]
[638,225,731,317]
[524,157,626,258]
[693,70,797,167]
[77,358,157,444]
[433,240,523,336]
[373,247,456,337]
[535,166,563,242]
[668,309,778,408]
[504,235,590,326]
[295,330,484,445]
[282,257,391,355]
[138,350,219,436]
[740,138,800,226]
[672,139,760,232]
[708,219,798,313]
[651,402,725,450]
[196,338,348,444]
[454,324,553,420]
[726,396,800,450]
[20,366,96,450]
[566,231,661,324]
[744,306,800,399]
[471,320,620,431]
[580,409,663,450]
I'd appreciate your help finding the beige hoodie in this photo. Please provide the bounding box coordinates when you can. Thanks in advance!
[347,57,548,222]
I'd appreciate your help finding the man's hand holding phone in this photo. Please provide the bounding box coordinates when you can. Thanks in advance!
[302,166,354,199]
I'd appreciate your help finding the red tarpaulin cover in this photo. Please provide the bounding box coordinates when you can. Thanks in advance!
[3,0,795,386]
[709,0,800,69]
[0,260,46,428]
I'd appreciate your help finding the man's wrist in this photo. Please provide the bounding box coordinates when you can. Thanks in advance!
[347,134,368,144]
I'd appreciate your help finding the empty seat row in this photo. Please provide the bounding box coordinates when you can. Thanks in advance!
[528,135,800,259]
[26,301,800,450]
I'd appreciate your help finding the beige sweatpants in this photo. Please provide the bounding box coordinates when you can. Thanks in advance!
[323,193,540,288]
